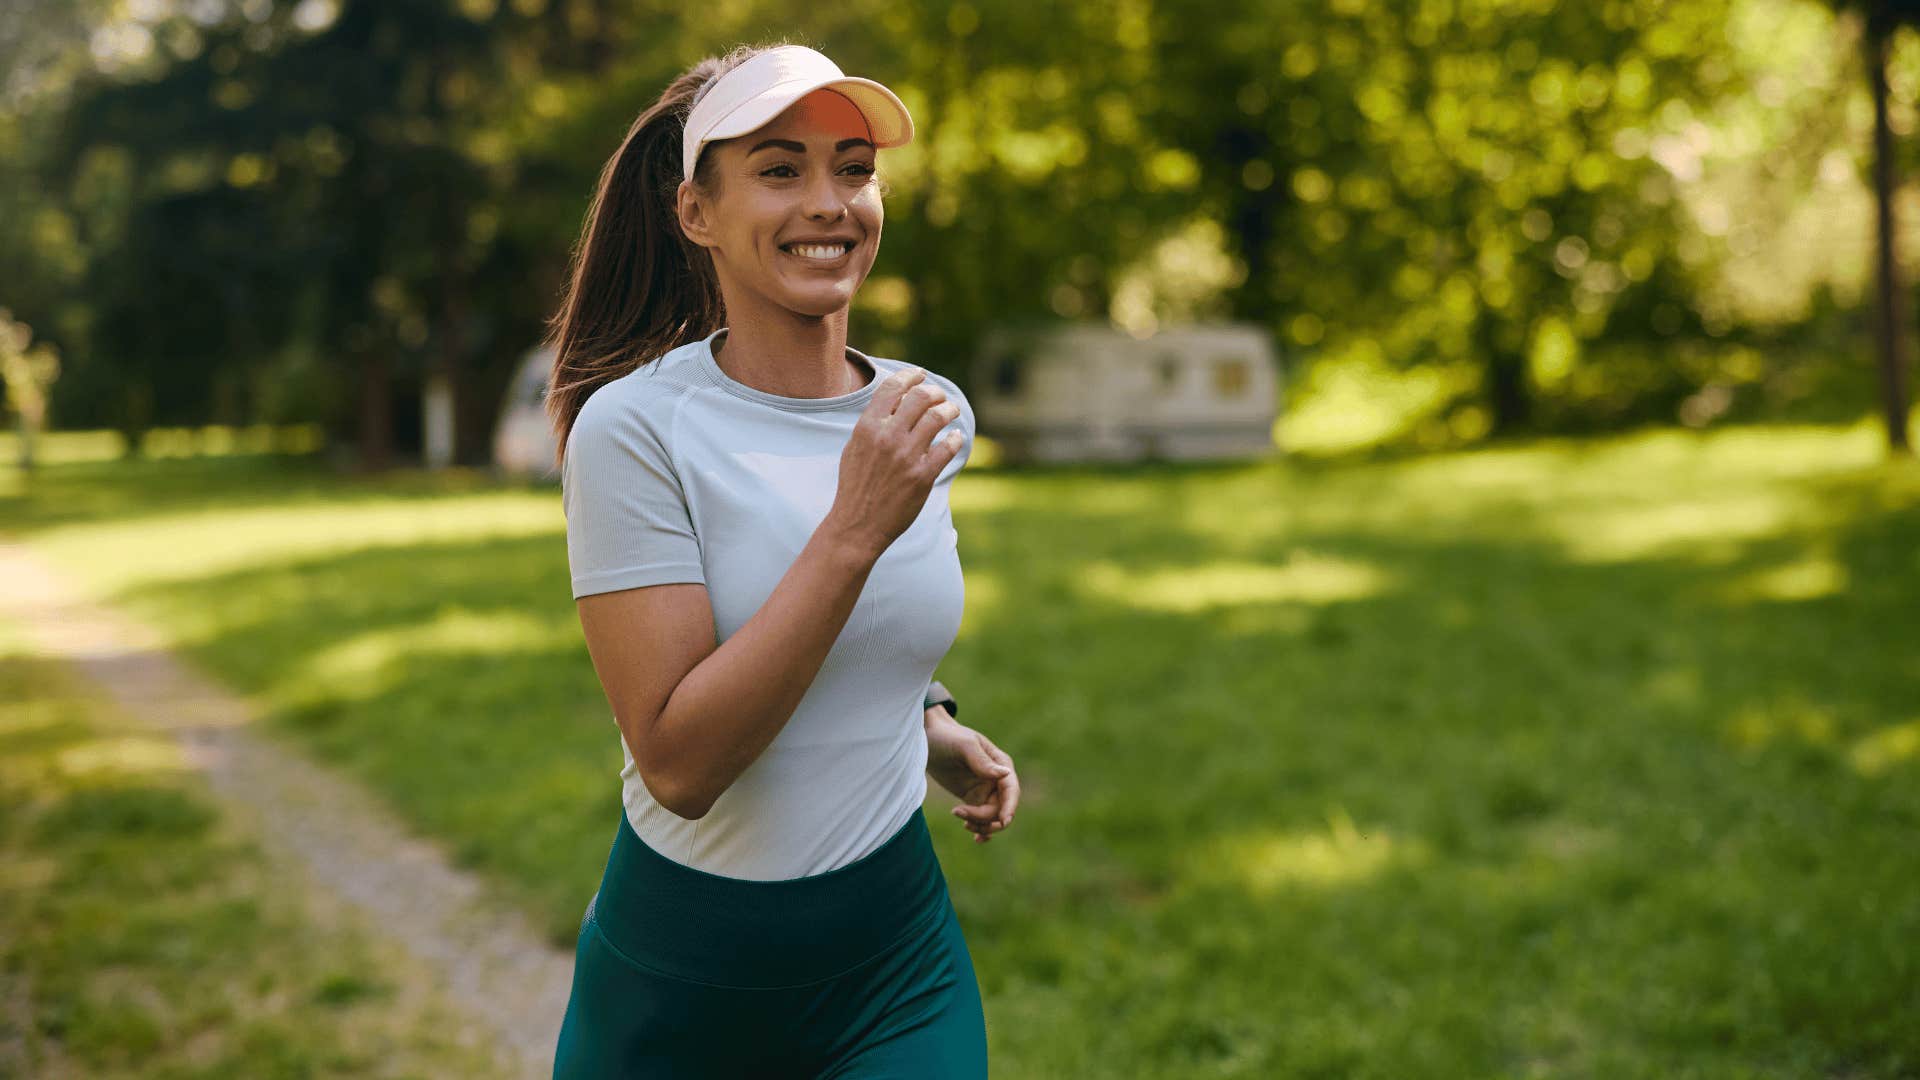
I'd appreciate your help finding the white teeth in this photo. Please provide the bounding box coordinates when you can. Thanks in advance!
[785,243,849,261]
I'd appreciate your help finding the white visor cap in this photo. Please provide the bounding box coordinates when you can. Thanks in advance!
[681,45,914,184]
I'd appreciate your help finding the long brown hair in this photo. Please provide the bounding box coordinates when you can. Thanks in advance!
[542,39,802,469]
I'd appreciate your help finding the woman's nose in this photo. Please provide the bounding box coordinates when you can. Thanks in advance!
[801,170,848,220]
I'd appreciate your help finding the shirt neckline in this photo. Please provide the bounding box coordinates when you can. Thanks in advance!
[696,327,881,412]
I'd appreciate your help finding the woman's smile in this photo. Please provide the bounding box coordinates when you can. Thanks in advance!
[779,240,855,268]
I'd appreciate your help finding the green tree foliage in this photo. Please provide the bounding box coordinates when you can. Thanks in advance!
[34,1,524,462]
[3,0,1903,460]
[1153,0,1751,437]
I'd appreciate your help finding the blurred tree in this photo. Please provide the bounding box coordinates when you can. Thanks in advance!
[41,0,535,467]
[1157,0,1744,440]
[0,0,110,108]
[1830,0,1920,455]
[0,308,62,470]
[32,0,734,468]
[0,0,109,413]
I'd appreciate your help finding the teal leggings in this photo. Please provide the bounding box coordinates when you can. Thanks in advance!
[551,805,988,1079]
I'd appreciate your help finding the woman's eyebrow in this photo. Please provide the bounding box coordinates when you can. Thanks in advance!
[747,137,876,155]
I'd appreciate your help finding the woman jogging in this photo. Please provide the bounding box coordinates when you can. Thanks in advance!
[543,41,1020,1078]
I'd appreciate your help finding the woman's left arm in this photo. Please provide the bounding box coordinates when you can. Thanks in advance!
[925,703,1020,843]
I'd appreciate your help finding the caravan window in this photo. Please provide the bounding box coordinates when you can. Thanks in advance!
[993,351,1025,395]
[1157,352,1181,392]
[1212,357,1250,398]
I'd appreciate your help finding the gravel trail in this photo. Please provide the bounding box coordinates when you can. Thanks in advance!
[0,539,575,1079]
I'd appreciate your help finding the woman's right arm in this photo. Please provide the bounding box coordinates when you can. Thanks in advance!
[578,522,875,820]
[575,366,965,820]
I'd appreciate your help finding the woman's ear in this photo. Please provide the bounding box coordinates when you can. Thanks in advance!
[676,180,716,250]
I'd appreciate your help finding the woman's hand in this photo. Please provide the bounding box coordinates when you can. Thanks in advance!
[824,367,965,560]
[924,707,1019,843]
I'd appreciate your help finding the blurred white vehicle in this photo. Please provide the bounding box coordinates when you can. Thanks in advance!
[970,322,1282,464]
[493,345,559,481]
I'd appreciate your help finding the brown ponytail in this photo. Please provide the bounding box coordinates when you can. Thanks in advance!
[542,39,804,469]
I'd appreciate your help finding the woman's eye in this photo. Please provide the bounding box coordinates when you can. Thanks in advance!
[761,163,876,178]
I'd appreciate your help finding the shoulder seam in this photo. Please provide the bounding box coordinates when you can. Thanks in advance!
[663,381,701,493]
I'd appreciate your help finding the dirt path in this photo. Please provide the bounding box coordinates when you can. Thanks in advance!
[0,539,575,1080]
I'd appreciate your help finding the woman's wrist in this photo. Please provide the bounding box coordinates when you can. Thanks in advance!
[922,679,957,719]
[817,507,888,566]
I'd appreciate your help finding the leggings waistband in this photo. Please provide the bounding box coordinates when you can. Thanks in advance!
[588,806,948,989]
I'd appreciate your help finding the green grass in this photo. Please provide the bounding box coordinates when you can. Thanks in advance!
[0,617,504,1078]
[4,419,1919,1078]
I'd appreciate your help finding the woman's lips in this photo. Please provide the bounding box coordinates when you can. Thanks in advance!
[780,242,854,269]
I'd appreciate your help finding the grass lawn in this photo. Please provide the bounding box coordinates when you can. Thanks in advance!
[0,616,505,1079]
[4,418,1918,1078]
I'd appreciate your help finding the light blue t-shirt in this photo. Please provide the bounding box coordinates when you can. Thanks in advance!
[562,325,971,880]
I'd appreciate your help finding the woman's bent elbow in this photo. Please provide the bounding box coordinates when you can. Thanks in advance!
[672,796,714,821]
[645,769,713,821]
[620,714,707,819]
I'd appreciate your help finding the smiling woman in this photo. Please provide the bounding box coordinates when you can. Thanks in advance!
[539,40,1011,1080]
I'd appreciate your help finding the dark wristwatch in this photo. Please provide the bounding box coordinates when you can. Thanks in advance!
[922,680,958,718]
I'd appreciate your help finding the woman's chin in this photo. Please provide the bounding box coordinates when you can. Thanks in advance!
[780,283,859,317]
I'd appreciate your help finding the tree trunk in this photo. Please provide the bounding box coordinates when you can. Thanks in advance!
[1481,313,1530,435]
[357,346,392,472]
[427,194,469,469]
[118,380,152,460]
[1867,9,1913,455]
[1216,121,1279,325]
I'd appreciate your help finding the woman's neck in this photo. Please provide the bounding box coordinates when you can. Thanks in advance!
[711,310,872,399]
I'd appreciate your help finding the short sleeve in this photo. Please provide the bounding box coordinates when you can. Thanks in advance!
[562,392,706,599]
[925,372,974,477]
[952,383,975,471]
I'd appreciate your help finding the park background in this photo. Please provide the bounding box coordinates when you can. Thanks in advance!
[3,0,1919,1077]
